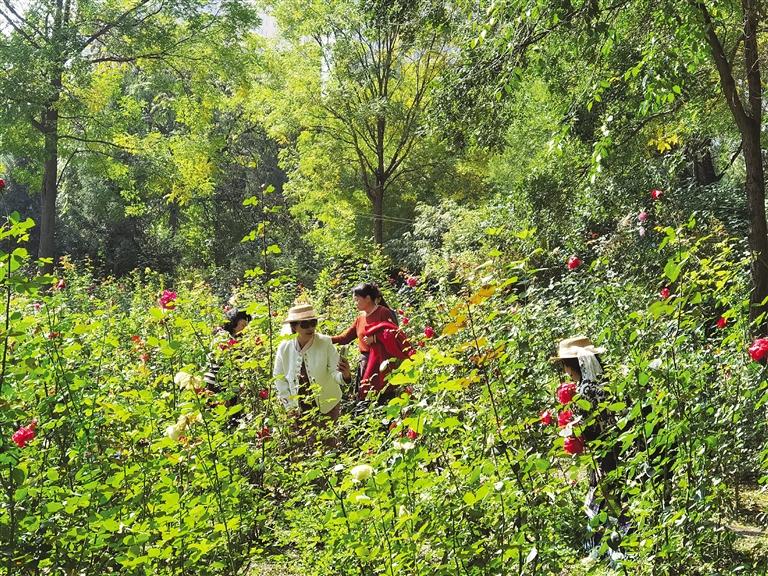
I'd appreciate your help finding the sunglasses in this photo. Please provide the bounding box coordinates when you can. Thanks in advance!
[291,319,317,329]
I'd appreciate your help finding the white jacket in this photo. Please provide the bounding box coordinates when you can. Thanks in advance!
[273,334,344,414]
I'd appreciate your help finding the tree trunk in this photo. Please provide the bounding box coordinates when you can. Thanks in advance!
[696,0,768,325]
[39,105,58,273]
[691,138,716,186]
[39,0,65,273]
[371,186,384,245]
[743,125,768,322]
[742,0,767,324]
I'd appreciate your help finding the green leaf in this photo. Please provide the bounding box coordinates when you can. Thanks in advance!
[664,260,681,282]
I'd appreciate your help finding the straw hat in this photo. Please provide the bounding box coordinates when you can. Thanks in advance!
[549,336,605,362]
[283,303,319,324]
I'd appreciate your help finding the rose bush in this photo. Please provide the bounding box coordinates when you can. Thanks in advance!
[0,208,766,576]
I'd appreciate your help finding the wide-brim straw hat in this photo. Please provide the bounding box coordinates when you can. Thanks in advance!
[549,336,606,362]
[283,303,319,324]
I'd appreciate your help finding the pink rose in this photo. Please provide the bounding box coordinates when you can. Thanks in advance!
[557,410,573,427]
[423,326,435,339]
[650,188,663,200]
[401,316,410,325]
[556,382,577,404]
[638,210,649,222]
[748,337,768,362]
[567,256,582,271]
[660,287,671,300]
[259,389,269,400]
[406,428,419,440]
[406,276,418,288]
[716,316,727,330]
[11,421,37,448]
[158,290,177,310]
[539,410,553,426]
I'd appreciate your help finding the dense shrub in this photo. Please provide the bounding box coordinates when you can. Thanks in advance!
[1,205,766,575]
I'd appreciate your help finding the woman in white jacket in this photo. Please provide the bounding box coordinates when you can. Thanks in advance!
[273,304,351,429]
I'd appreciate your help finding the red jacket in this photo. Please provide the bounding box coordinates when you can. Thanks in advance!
[359,321,414,399]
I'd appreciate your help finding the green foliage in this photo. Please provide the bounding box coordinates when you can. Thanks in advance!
[0,197,766,575]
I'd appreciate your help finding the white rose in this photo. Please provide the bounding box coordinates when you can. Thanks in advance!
[177,412,201,428]
[393,440,415,451]
[174,371,192,389]
[166,424,183,441]
[354,494,373,505]
[350,464,374,482]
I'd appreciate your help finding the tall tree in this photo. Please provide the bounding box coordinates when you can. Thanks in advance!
[0,0,253,268]
[472,0,768,324]
[269,0,451,245]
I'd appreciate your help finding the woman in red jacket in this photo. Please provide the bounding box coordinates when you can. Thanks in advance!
[332,283,399,399]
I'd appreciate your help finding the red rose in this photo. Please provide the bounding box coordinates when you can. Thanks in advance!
[650,188,663,200]
[567,256,582,271]
[748,337,768,362]
[556,382,577,404]
[219,338,238,351]
[716,316,727,329]
[257,426,271,440]
[11,422,36,448]
[563,435,585,455]
[397,309,405,315]
[660,287,671,300]
[131,335,142,343]
[46,331,60,339]
[406,428,419,440]
[401,316,410,325]
[259,389,269,400]
[539,410,553,425]
[424,326,435,339]
[557,410,573,427]
[406,276,418,287]
[0,179,5,190]
[638,210,649,222]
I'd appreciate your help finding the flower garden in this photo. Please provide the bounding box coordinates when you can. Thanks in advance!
[1,185,767,575]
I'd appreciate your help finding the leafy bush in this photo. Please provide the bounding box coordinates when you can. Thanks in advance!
[1,203,766,575]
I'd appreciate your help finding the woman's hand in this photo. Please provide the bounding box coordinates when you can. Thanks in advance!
[362,334,376,345]
[338,358,352,383]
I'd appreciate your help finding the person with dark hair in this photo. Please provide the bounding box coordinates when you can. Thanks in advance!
[222,309,251,338]
[204,308,251,393]
[550,336,623,558]
[332,283,399,399]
